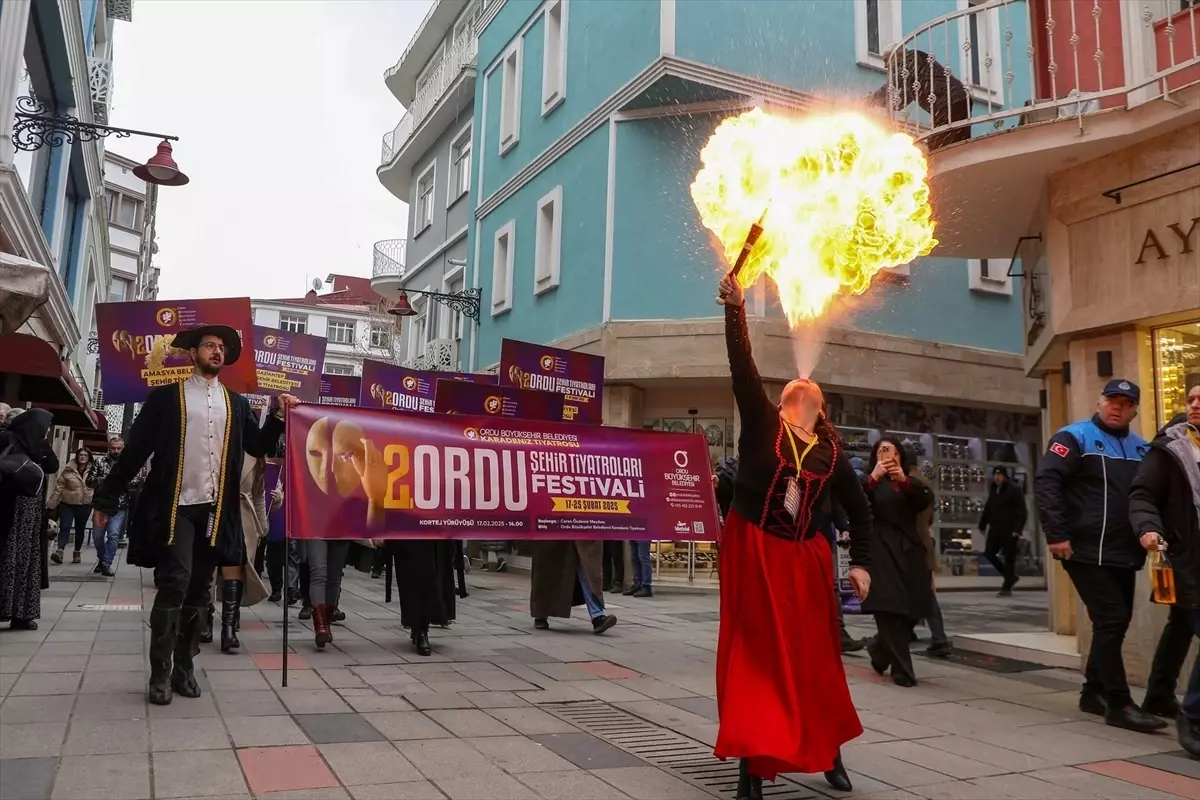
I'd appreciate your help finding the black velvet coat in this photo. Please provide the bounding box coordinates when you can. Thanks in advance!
[93,381,283,568]
[860,474,935,619]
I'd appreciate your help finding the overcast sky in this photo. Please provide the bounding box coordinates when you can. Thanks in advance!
[111,0,430,301]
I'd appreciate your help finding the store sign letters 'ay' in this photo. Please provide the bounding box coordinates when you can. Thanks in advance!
[1135,217,1199,264]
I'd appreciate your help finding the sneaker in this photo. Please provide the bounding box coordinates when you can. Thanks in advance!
[98,564,114,578]
[592,615,617,635]
[534,618,550,630]
[93,564,102,574]
[1079,691,1107,717]
[71,551,81,564]
[51,549,63,565]
[331,609,346,623]
[632,586,653,598]
[298,605,312,621]
[1106,704,1168,733]
[622,583,642,596]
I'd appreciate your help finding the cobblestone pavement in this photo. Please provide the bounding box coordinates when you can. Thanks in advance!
[1,558,1197,800]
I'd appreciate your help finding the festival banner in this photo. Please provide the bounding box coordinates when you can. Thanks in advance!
[318,375,361,406]
[434,379,565,422]
[498,339,604,425]
[284,403,720,541]
[95,298,257,403]
[265,460,285,542]
[244,327,327,409]
[359,358,496,414]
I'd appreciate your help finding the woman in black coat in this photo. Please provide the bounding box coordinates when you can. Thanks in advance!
[1128,386,1200,756]
[862,436,934,687]
[980,466,1027,596]
[0,409,59,629]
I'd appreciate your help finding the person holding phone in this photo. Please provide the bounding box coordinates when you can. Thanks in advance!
[861,437,934,687]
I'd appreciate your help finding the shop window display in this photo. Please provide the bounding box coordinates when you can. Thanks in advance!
[1152,322,1200,428]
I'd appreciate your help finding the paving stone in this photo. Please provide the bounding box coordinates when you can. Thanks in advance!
[361,711,452,740]
[867,740,1008,780]
[427,708,517,738]
[25,641,91,657]
[313,667,366,688]
[403,691,476,710]
[348,783,447,799]
[1128,751,1200,780]
[467,735,577,773]
[589,766,713,799]
[1024,766,1181,800]
[0,756,58,800]
[80,669,147,693]
[663,695,718,721]
[0,693,75,723]
[279,687,351,714]
[93,630,142,642]
[9,671,82,695]
[293,712,386,744]
[89,639,145,655]
[194,653,258,671]
[461,691,528,709]
[514,770,632,799]
[433,772,540,799]
[45,630,94,643]
[153,749,250,797]
[214,689,287,717]
[0,721,66,758]
[492,647,563,665]
[147,693,220,719]
[0,655,30,673]
[528,733,646,770]
[204,669,271,691]
[150,717,231,751]
[86,654,145,672]
[65,718,148,755]
[224,715,310,747]
[484,707,578,736]
[51,753,151,800]
[236,744,340,794]
[337,689,416,713]
[318,741,422,785]
[69,691,147,720]
[257,791,348,800]
[967,772,1098,799]
[26,653,89,673]
[395,738,507,780]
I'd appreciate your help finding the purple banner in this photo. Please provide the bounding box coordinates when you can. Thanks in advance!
[359,359,496,414]
[498,339,604,425]
[318,375,360,406]
[434,380,566,422]
[285,404,720,540]
[95,298,256,403]
[265,460,285,542]
[244,326,327,409]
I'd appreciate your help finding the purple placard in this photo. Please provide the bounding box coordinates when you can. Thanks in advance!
[359,358,496,414]
[95,298,257,403]
[434,379,566,422]
[244,326,328,410]
[285,404,720,541]
[318,375,360,406]
[498,339,604,425]
[265,460,285,542]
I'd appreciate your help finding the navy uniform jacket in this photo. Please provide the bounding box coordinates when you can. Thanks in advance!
[1033,414,1149,570]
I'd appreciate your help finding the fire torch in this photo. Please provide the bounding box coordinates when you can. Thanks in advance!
[728,207,768,281]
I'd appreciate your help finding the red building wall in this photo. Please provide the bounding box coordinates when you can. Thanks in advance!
[1030,0,1126,109]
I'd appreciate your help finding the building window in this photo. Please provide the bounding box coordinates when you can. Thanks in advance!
[449,123,472,205]
[415,161,436,234]
[327,320,355,345]
[959,0,1004,97]
[280,314,307,334]
[408,298,430,359]
[534,185,562,295]
[541,0,567,115]
[324,363,354,376]
[968,258,1013,295]
[415,42,445,100]
[1152,321,1200,429]
[106,188,144,230]
[107,276,130,303]
[369,324,391,349]
[492,220,515,315]
[499,42,522,155]
[855,0,903,70]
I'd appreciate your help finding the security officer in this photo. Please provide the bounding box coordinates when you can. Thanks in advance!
[1034,379,1164,734]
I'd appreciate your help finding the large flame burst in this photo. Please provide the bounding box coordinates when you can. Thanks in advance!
[691,108,937,325]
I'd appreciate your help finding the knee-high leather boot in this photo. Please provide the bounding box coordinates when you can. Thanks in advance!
[736,758,762,800]
[173,606,204,698]
[148,607,179,706]
[199,603,214,644]
[220,580,243,653]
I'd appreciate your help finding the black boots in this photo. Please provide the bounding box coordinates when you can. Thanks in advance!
[147,607,179,706]
[412,626,432,656]
[736,759,762,800]
[199,604,214,644]
[1106,703,1169,733]
[173,607,203,698]
[824,751,853,792]
[220,580,243,653]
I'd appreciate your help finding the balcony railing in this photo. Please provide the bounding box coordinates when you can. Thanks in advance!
[883,0,1200,146]
[403,338,459,371]
[372,239,407,279]
[381,36,479,165]
[88,57,112,125]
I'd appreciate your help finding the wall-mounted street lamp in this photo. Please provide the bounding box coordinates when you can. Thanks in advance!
[11,95,189,186]
[388,288,481,321]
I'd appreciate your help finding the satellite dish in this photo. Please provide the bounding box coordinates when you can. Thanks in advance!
[312,278,323,291]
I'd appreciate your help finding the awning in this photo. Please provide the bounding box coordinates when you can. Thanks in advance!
[0,332,104,434]
[0,253,51,336]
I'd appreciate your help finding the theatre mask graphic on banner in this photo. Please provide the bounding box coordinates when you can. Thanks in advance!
[359,358,495,414]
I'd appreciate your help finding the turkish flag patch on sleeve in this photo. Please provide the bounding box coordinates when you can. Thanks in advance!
[1050,442,1071,458]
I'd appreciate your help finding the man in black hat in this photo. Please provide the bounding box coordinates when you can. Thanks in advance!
[93,324,299,706]
[1034,379,1165,734]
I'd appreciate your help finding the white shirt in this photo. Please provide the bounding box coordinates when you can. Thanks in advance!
[179,374,228,507]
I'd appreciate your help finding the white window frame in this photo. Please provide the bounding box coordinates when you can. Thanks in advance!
[454,0,481,47]
[442,264,466,341]
[958,0,1005,101]
[499,41,523,155]
[854,0,903,72]
[414,160,437,235]
[414,40,446,100]
[326,319,356,345]
[533,185,563,295]
[324,363,355,376]
[407,293,431,360]
[968,258,1013,295]
[369,323,391,350]
[279,314,308,334]
[447,121,473,208]
[491,220,516,315]
[541,0,568,116]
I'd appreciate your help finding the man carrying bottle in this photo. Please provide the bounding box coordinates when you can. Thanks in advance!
[1033,379,1164,734]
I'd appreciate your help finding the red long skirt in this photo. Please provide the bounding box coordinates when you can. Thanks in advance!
[713,511,863,781]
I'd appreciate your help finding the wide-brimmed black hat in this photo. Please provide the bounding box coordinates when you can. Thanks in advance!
[171,324,242,366]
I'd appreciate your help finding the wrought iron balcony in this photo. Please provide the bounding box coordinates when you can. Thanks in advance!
[372,239,407,279]
[381,36,478,165]
[403,338,459,371]
[882,0,1200,147]
[88,57,112,125]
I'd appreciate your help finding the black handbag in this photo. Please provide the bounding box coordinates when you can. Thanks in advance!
[0,443,46,497]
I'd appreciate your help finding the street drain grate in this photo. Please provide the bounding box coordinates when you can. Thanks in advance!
[542,700,813,799]
[75,604,142,611]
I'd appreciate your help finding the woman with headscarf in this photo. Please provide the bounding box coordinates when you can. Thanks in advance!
[0,408,59,630]
[861,436,935,687]
[48,447,94,566]
[714,275,873,799]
